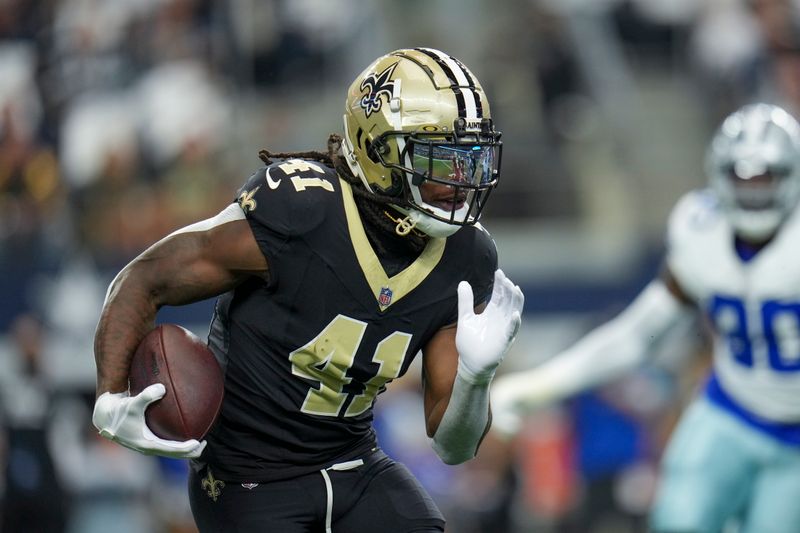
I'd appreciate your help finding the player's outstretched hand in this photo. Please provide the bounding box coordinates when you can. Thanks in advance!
[489,371,537,438]
[92,384,207,459]
[456,269,524,384]
[491,364,566,439]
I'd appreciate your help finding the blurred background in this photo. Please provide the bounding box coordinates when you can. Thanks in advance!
[0,0,798,531]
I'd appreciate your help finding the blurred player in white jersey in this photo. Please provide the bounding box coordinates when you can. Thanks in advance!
[492,103,800,533]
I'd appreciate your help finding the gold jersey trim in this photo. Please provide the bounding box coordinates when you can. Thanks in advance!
[340,179,445,311]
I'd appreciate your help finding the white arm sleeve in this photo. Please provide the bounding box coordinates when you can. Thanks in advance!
[492,280,692,414]
[167,202,245,237]
[431,369,491,465]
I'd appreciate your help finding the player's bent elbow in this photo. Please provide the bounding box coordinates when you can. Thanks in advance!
[437,451,471,466]
[425,420,438,439]
[431,439,473,465]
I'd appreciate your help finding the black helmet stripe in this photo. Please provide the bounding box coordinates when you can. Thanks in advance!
[416,48,482,119]
[450,56,484,118]
[452,88,469,120]
[415,48,468,118]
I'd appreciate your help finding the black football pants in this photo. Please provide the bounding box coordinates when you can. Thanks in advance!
[188,448,445,533]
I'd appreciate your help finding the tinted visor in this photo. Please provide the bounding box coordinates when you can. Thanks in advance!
[411,143,496,187]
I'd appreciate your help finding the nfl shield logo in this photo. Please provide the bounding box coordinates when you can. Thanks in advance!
[379,286,393,307]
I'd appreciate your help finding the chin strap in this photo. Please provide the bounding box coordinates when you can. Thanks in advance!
[383,210,422,237]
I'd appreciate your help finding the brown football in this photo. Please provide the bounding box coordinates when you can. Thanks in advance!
[128,324,224,441]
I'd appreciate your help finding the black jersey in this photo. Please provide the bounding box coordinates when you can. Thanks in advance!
[204,158,497,482]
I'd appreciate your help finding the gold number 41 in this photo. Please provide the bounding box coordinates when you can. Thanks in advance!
[289,314,412,417]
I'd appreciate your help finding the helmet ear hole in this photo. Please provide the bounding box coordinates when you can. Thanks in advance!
[388,170,405,196]
[366,138,390,164]
[365,140,381,164]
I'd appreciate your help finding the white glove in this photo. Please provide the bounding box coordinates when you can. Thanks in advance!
[92,383,207,459]
[456,269,524,384]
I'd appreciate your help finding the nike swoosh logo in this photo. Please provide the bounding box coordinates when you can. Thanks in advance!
[265,168,281,190]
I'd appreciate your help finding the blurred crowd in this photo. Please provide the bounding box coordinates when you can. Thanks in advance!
[0,0,798,532]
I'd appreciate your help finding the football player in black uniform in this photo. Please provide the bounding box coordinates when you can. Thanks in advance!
[92,48,524,532]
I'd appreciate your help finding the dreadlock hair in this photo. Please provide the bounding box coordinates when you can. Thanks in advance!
[258,134,428,255]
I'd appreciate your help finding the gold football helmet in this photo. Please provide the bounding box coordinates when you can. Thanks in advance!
[342,48,502,237]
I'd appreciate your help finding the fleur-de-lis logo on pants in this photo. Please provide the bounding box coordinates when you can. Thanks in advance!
[201,469,226,502]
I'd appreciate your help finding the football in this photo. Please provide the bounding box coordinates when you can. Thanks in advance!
[128,323,224,442]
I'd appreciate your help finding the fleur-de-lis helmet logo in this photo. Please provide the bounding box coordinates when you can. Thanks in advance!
[359,62,398,118]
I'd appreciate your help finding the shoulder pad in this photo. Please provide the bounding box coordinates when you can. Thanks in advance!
[450,223,499,303]
[235,158,340,237]
[471,222,498,258]
[665,188,728,299]
[666,189,723,250]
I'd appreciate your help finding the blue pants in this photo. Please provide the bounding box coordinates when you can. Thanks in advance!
[651,398,800,533]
